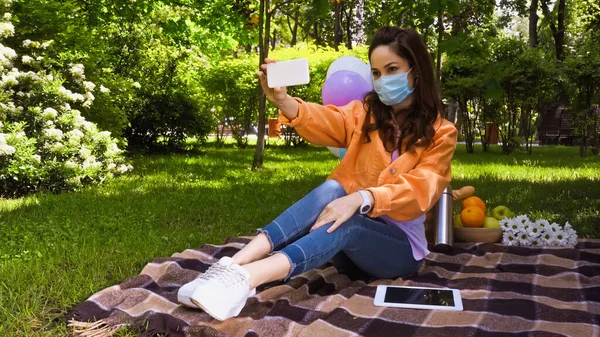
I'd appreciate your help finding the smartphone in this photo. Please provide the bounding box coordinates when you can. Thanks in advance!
[266,58,310,88]
[373,285,463,311]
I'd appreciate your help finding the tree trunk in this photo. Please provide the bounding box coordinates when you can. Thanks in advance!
[556,0,565,60]
[436,6,443,84]
[270,29,277,50]
[344,2,353,49]
[312,22,322,46]
[286,10,299,46]
[541,0,565,60]
[458,98,474,153]
[253,0,270,170]
[529,0,538,48]
[356,0,365,45]
[447,99,458,124]
[334,1,342,50]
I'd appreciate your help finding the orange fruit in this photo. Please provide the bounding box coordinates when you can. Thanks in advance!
[462,196,486,214]
[460,206,486,228]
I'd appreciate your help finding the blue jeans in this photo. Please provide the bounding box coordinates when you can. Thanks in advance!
[257,180,423,280]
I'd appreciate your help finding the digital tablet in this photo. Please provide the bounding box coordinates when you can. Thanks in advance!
[373,285,463,311]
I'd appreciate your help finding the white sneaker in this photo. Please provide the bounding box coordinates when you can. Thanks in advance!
[177,257,235,308]
[189,259,256,320]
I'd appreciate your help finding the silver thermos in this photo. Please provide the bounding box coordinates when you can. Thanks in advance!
[433,185,454,253]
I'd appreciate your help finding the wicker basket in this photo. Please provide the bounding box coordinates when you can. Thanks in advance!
[454,227,502,243]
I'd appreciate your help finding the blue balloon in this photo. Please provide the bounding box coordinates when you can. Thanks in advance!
[327,146,346,159]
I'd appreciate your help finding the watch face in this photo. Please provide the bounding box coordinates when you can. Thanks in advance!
[361,205,371,213]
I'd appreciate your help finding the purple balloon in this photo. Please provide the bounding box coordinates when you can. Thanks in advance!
[321,70,372,106]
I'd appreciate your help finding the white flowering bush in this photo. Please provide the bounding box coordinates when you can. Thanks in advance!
[0,0,131,197]
[500,214,578,248]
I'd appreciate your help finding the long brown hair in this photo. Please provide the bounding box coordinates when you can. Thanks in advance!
[362,26,442,153]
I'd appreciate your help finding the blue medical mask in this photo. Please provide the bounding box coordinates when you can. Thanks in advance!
[373,68,414,106]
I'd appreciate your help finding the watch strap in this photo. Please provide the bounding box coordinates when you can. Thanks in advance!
[357,190,372,215]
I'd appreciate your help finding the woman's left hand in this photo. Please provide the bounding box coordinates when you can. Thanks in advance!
[310,193,364,233]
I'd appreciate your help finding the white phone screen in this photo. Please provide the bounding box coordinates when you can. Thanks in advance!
[266,58,310,88]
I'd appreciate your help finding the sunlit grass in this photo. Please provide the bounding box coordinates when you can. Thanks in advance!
[0,142,598,336]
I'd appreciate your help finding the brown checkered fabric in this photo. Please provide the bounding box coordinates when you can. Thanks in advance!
[66,236,600,337]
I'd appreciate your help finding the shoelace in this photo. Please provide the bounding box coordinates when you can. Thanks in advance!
[199,262,229,281]
[216,268,247,288]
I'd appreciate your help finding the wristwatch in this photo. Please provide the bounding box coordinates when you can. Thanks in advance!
[357,190,372,215]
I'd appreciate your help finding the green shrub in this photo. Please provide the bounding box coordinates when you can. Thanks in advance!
[0,3,131,197]
[125,90,212,152]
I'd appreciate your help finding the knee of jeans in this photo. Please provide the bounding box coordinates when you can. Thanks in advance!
[317,180,347,198]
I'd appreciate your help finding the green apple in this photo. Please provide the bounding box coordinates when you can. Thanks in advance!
[453,213,463,228]
[491,205,512,220]
[483,216,500,228]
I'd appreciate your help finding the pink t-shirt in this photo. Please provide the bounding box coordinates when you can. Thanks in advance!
[377,149,430,261]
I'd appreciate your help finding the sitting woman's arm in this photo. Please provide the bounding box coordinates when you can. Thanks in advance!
[277,97,362,149]
[258,58,359,149]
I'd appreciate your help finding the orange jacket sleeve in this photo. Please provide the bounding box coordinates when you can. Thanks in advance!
[278,98,364,148]
[366,122,458,220]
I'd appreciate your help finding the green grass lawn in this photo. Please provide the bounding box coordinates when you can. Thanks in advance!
[0,143,599,336]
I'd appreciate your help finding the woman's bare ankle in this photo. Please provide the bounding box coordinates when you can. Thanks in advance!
[232,232,272,266]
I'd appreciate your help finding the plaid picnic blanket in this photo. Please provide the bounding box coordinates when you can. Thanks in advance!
[66,236,600,337]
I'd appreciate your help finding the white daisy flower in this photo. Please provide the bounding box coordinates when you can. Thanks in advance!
[541,231,557,246]
[508,219,520,232]
[517,230,531,246]
[527,223,542,237]
[555,230,569,246]
[548,222,561,233]
[535,219,550,230]
[499,218,512,230]
[503,232,518,246]
[522,219,533,232]
[564,222,577,236]
[514,214,530,225]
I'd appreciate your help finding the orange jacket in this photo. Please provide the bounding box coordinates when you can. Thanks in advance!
[278,98,458,222]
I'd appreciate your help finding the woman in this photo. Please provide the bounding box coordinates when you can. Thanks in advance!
[178,26,457,321]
